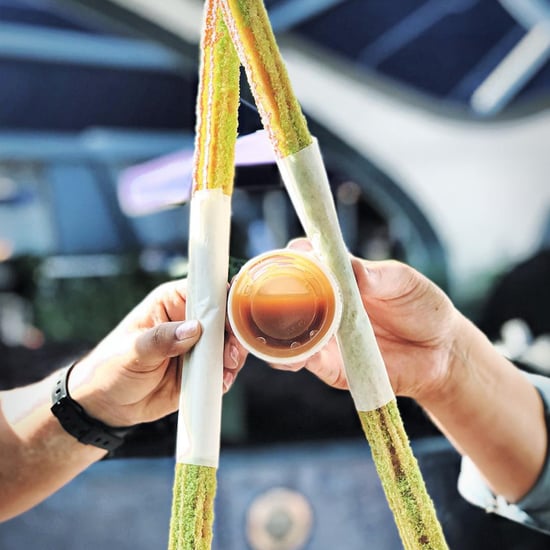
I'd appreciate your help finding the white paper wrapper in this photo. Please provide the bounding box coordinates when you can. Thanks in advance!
[277,140,394,411]
[175,189,231,467]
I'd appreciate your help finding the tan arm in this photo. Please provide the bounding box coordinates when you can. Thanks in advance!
[0,373,105,522]
[420,316,547,503]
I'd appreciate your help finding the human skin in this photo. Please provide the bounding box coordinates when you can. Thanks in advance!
[271,239,547,504]
[0,279,246,522]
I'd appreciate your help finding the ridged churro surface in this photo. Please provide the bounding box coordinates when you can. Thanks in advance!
[168,463,217,550]
[193,0,240,194]
[359,401,449,550]
[221,0,311,157]
[169,2,238,549]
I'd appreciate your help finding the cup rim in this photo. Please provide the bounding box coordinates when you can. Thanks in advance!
[227,248,342,364]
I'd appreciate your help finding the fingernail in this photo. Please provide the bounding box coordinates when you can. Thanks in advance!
[176,320,200,340]
[223,370,234,392]
[229,345,239,368]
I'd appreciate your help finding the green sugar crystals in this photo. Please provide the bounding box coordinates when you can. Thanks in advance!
[360,402,448,549]
[169,464,217,550]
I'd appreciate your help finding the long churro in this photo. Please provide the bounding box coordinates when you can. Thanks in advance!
[220,0,311,157]
[194,0,240,194]
[220,2,448,548]
[168,1,240,549]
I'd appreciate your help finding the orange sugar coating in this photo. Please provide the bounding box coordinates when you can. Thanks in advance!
[221,0,312,157]
[193,0,240,194]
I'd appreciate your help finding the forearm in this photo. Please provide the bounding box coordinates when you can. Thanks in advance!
[419,316,547,503]
[0,372,106,522]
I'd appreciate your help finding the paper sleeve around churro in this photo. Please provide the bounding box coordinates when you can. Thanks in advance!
[276,139,395,412]
[176,189,231,467]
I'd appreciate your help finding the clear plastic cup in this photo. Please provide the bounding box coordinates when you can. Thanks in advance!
[227,249,342,364]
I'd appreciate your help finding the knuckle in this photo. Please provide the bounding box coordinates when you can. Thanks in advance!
[152,326,165,349]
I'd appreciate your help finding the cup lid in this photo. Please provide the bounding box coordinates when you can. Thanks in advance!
[227,249,342,364]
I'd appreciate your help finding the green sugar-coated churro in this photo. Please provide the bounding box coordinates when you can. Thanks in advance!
[359,403,447,549]
[168,1,240,549]
[194,0,240,194]
[220,2,449,547]
[220,0,311,157]
[169,464,217,550]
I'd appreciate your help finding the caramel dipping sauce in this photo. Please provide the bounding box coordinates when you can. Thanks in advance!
[227,249,342,363]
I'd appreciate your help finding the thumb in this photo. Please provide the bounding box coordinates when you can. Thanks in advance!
[351,256,383,296]
[287,237,313,252]
[352,256,424,303]
[134,320,202,367]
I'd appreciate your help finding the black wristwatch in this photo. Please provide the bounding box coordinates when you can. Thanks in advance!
[51,364,132,452]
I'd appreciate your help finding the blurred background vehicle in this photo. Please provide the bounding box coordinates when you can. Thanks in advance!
[1,0,549,548]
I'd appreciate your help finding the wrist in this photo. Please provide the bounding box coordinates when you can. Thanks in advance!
[66,356,130,428]
[416,316,547,501]
[417,313,478,411]
[418,312,517,426]
[51,364,132,452]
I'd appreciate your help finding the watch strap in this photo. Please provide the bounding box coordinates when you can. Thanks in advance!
[51,364,131,452]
